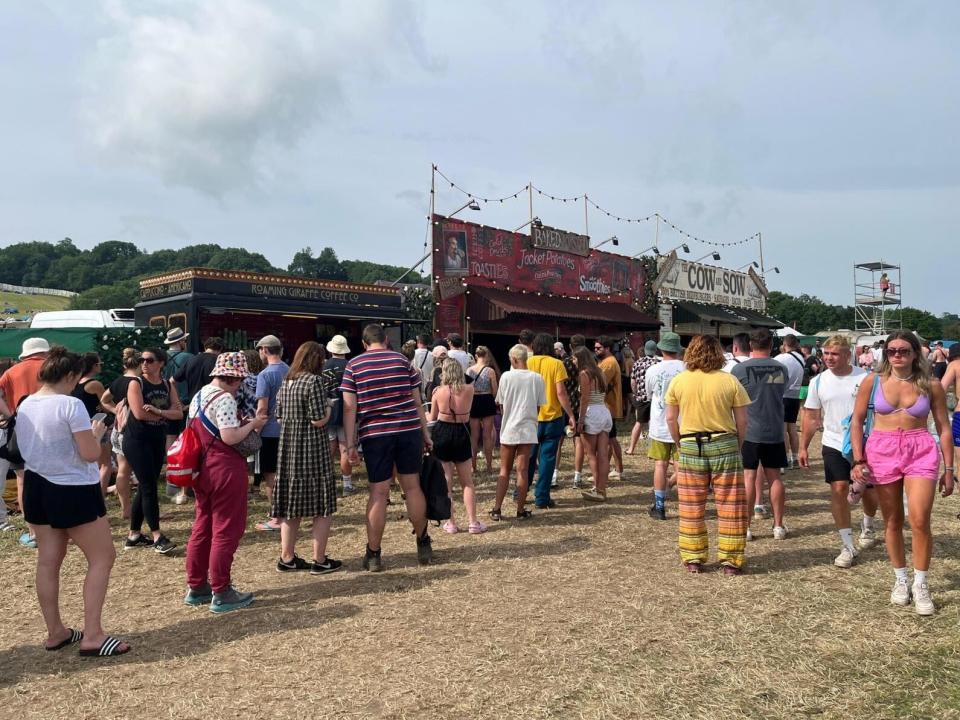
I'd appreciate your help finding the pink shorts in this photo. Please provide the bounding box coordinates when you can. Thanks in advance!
[864,428,940,484]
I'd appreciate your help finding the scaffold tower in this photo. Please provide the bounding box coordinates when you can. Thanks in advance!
[854,261,901,335]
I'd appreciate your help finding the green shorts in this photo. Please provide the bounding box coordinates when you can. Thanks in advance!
[648,439,678,462]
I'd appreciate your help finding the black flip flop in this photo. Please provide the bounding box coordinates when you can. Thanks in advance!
[515,509,533,520]
[45,628,82,651]
[79,636,130,658]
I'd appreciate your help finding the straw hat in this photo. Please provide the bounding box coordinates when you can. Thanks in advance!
[163,327,190,345]
[19,337,50,359]
[209,352,252,378]
[326,335,350,355]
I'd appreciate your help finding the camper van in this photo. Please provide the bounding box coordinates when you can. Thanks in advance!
[30,309,135,329]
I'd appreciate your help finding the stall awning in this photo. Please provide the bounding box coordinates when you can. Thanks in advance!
[673,301,782,328]
[469,286,660,328]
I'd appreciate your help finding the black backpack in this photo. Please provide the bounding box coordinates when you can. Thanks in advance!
[419,453,451,521]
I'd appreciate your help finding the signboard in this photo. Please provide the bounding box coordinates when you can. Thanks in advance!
[434,218,646,305]
[656,258,766,311]
[658,303,674,332]
[437,276,466,300]
[531,224,590,257]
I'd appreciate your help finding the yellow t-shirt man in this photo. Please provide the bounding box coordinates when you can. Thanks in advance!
[526,354,568,422]
[664,370,751,435]
[598,355,624,420]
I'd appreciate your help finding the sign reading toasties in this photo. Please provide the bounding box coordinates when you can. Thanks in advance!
[656,257,767,311]
[531,224,591,257]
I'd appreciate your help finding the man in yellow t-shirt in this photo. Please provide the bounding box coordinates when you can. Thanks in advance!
[525,333,575,509]
[595,337,625,479]
[664,334,751,575]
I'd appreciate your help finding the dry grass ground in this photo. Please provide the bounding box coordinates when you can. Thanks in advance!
[1,437,960,720]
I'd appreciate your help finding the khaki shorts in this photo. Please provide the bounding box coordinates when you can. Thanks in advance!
[648,439,678,462]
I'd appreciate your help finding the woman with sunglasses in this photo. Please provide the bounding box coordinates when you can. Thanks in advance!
[850,331,954,615]
[122,347,182,554]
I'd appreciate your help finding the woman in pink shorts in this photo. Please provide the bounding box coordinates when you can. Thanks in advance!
[849,331,954,616]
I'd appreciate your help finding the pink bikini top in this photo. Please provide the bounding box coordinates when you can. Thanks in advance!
[873,380,930,418]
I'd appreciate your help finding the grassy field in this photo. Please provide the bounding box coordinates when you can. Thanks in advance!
[1,439,959,720]
[0,290,71,317]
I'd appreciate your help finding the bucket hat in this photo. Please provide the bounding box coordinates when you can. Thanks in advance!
[19,337,50,359]
[210,352,252,378]
[325,335,350,355]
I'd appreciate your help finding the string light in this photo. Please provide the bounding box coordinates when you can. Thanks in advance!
[433,165,528,204]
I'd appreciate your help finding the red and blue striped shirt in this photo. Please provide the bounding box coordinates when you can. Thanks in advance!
[340,349,422,440]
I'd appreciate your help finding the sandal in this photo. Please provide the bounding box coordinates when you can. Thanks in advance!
[516,509,533,520]
[847,479,868,506]
[79,636,131,658]
[46,628,83,651]
[684,562,703,574]
[489,508,502,522]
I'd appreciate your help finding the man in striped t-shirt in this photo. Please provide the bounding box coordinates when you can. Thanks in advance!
[341,324,434,570]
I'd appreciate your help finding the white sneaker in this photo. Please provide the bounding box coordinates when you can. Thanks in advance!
[746,528,754,542]
[772,526,788,541]
[857,526,878,550]
[913,582,935,615]
[572,475,583,489]
[609,470,621,481]
[890,578,912,606]
[834,545,859,568]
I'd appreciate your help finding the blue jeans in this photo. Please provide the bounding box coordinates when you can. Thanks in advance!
[527,417,566,506]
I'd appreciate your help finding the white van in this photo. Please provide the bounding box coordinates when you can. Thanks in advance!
[30,309,136,328]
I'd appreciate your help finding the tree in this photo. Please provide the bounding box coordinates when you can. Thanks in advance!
[206,248,276,273]
[288,247,318,276]
[315,247,347,280]
[341,259,426,285]
[70,281,139,310]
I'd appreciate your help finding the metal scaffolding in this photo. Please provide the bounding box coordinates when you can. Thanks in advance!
[854,261,901,335]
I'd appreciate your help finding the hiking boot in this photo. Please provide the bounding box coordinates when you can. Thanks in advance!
[363,547,383,572]
[153,535,177,555]
[210,586,254,614]
[416,532,433,566]
[857,526,878,550]
[890,578,912,607]
[648,504,666,521]
[123,534,153,550]
[183,583,213,606]
[773,526,788,541]
[913,582,934,615]
[310,557,343,575]
[277,554,311,572]
[834,545,858,568]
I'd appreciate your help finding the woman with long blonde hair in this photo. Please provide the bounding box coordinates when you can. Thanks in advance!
[467,346,500,475]
[573,347,612,502]
[429,359,485,534]
[849,331,953,615]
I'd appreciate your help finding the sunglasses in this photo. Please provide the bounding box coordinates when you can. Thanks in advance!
[140,357,158,365]
[886,347,913,357]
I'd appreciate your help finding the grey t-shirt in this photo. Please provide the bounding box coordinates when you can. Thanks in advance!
[731,357,787,444]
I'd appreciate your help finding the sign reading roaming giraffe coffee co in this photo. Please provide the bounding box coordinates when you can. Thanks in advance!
[531,224,591,257]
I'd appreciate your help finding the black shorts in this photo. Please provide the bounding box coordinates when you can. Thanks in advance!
[23,470,106,530]
[361,429,423,483]
[823,446,852,484]
[783,397,801,424]
[260,436,280,475]
[470,394,497,419]
[165,415,186,436]
[634,400,652,424]
[431,421,473,463]
[741,441,788,471]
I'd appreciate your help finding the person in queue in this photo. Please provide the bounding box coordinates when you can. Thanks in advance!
[99,347,141,520]
[774,334,805,469]
[340,324,433,571]
[527,333,575,509]
[573,347,612,503]
[430,358,486,534]
[626,340,660,455]
[849,331,953,615]
[272,342,343,575]
[467,346,499,476]
[644,332,685,520]
[70,353,112,495]
[123,347,181,554]
[322,335,355,497]
[490,344,545,520]
[254,334,289,531]
[17,346,129,656]
[595,337,625,481]
[184,352,267,613]
[665,335,751,575]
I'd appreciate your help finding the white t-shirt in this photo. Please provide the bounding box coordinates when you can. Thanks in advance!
[189,385,240,431]
[722,355,750,374]
[413,348,434,387]
[804,367,868,451]
[16,394,98,486]
[645,359,685,443]
[775,351,806,399]
[495,369,545,445]
[448,349,472,372]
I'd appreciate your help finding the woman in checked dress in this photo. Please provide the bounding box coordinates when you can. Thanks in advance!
[272,342,342,575]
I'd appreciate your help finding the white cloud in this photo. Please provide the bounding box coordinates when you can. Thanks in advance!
[82,0,436,196]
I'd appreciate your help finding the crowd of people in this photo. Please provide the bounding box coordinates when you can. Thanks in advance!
[0,323,957,658]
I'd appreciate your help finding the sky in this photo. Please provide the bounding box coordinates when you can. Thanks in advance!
[1,1,958,314]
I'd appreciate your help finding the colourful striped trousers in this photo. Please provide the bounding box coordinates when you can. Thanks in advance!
[677,433,748,569]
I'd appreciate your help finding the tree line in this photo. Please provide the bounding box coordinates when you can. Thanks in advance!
[0,239,426,310]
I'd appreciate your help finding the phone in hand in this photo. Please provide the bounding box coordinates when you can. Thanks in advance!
[91,412,108,424]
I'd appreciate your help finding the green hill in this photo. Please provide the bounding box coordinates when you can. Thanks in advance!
[0,290,72,319]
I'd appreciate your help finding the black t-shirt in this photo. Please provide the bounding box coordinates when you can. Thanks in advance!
[109,376,136,410]
[126,377,170,434]
[802,355,821,387]
[71,379,101,417]
[175,352,218,403]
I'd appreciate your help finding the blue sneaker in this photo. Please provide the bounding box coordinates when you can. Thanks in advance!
[19,532,37,549]
[183,584,214,606]
[210,586,254,614]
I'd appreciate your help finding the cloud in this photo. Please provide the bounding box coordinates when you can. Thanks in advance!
[117,214,190,243]
[82,0,437,196]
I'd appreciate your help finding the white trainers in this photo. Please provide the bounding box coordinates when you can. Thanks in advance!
[834,545,859,568]
[609,470,621,481]
[746,528,754,541]
[772,526,788,541]
[913,582,935,615]
[857,526,878,550]
[890,578,912,607]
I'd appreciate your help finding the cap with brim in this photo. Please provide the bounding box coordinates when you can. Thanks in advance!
[210,352,251,378]
[19,337,50,359]
[326,335,350,355]
[163,327,190,345]
[657,332,682,354]
[255,334,282,349]
[432,346,448,359]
